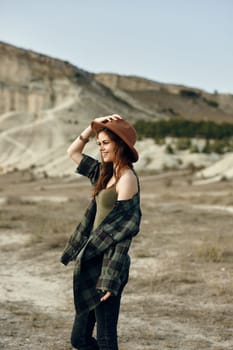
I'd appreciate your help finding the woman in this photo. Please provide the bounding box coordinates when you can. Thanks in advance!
[61,114,141,350]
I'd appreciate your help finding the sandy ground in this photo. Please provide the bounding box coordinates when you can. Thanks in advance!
[0,170,233,350]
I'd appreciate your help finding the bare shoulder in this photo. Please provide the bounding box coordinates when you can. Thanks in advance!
[116,168,138,200]
[120,168,137,184]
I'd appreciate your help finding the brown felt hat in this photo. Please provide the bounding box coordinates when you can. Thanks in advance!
[91,117,139,162]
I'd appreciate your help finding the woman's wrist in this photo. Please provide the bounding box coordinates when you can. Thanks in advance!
[79,125,93,141]
[79,134,89,144]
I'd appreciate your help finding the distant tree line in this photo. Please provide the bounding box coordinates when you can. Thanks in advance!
[134,119,233,140]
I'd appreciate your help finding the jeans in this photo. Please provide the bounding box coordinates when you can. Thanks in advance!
[71,291,122,350]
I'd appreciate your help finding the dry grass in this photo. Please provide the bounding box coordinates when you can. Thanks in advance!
[197,244,224,262]
[0,198,83,253]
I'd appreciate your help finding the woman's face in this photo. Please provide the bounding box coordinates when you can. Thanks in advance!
[97,131,117,163]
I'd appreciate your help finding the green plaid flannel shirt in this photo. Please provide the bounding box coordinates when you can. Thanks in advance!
[61,154,141,315]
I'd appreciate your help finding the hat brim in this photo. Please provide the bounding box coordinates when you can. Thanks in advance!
[91,120,139,162]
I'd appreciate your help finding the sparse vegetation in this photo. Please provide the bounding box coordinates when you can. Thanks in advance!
[198,244,223,263]
[176,137,191,150]
[165,144,175,154]
[179,89,219,108]
[179,89,201,99]
[190,144,200,153]
[134,119,233,140]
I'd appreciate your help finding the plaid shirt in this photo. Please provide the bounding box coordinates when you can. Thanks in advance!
[61,154,141,315]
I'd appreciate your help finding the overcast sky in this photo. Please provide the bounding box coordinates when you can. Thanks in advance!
[1,0,233,93]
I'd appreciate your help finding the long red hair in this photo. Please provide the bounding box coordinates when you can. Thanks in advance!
[93,128,134,197]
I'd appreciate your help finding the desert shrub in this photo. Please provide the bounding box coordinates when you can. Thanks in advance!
[211,139,232,154]
[165,144,175,154]
[202,140,211,154]
[210,139,225,154]
[176,138,191,150]
[154,137,165,145]
[190,144,200,153]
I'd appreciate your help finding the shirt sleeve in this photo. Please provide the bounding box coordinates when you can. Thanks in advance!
[96,238,131,295]
[75,154,101,185]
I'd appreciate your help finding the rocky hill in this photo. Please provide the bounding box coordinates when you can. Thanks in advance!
[95,73,233,123]
[0,41,233,179]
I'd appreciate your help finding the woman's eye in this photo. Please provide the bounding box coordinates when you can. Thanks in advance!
[96,140,111,146]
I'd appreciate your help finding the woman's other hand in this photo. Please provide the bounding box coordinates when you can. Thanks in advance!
[93,114,122,124]
[100,291,112,302]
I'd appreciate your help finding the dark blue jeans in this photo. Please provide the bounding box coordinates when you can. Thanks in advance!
[71,291,122,350]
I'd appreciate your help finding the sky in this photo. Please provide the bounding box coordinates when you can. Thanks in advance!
[1,0,233,94]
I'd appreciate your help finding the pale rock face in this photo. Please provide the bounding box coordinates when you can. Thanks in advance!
[195,153,233,182]
[0,42,84,114]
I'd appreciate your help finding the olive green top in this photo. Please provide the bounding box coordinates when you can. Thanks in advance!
[93,186,117,230]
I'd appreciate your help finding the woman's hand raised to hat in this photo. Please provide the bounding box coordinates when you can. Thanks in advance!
[93,114,122,124]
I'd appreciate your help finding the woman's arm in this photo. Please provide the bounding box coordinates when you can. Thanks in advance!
[67,125,93,165]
